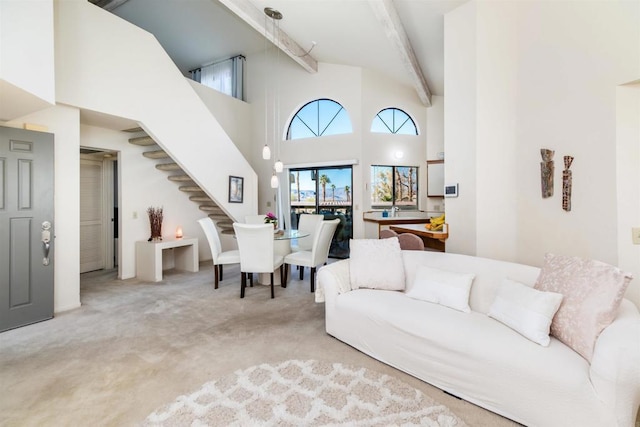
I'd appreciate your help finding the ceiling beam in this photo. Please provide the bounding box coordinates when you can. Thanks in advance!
[368,0,432,106]
[217,0,318,74]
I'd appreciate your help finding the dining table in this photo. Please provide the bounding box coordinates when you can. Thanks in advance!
[258,229,310,285]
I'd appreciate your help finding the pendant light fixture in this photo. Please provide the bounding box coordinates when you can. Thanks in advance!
[264,7,283,186]
[270,170,279,188]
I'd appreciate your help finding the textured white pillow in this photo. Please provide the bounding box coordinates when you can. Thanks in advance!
[406,266,475,312]
[489,278,564,347]
[349,238,405,290]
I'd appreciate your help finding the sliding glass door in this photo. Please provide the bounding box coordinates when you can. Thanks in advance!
[290,166,352,258]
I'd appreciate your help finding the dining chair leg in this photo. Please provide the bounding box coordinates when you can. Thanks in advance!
[219,265,224,281]
[299,266,304,280]
[214,264,219,289]
[270,273,275,299]
[310,267,316,293]
[249,273,253,287]
[280,265,287,288]
[241,272,246,298]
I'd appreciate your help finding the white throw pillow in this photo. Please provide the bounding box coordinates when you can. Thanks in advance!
[406,265,475,313]
[349,238,405,291]
[489,278,564,347]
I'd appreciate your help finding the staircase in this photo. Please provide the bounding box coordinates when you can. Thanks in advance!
[127,129,235,235]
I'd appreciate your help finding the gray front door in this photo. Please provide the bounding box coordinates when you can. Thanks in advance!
[0,126,54,332]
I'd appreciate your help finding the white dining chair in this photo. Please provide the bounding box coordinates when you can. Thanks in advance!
[244,214,266,224]
[284,218,340,293]
[233,223,285,299]
[198,217,244,289]
[290,213,324,253]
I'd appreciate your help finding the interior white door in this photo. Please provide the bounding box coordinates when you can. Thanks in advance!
[80,158,104,273]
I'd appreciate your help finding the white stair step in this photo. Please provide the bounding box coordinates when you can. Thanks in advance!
[168,175,192,182]
[199,205,224,213]
[208,213,228,220]
[179,185,203,193]
[129,136,156,146]
[142,150,169,159]
[189,195,211,202]
[156,163,182,171]
[123,127,144,133]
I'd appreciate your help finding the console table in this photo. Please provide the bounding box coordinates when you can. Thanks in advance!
[135,238,199,282]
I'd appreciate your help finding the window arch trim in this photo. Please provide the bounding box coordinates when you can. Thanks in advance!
[286,98,352,140]
[371,107,418,135]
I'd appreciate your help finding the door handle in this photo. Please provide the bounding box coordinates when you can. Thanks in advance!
[42,241,50,265]
[42,221,51,266]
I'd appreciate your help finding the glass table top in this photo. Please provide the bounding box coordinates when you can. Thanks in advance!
[274,229,310,240]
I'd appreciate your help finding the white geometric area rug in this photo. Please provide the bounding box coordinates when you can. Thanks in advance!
[143,359,467,427]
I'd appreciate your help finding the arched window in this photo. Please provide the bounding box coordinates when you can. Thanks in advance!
[371,108,418,135]
[287,99,352,140]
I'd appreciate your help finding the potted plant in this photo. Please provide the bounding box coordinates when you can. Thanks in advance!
[264,212,278,229]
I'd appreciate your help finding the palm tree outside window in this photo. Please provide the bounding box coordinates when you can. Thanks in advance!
[290,166,353,258]
[371,165,418,210]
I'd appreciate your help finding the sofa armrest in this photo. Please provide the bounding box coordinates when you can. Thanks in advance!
[316,259,352,304]
[590,300,640,427]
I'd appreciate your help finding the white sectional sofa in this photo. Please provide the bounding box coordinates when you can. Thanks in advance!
[316,249,640,427]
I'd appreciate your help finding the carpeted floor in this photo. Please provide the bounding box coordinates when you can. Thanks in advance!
[0,262,519,426]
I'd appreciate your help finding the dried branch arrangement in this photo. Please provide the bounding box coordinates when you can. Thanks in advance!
[147,206,164,241]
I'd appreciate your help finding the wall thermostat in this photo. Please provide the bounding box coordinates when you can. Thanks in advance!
[444,183,458,198]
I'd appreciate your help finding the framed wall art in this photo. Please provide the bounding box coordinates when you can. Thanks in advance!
[229,176,244,203]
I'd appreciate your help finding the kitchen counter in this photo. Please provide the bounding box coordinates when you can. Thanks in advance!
[389,223,448,252]
[363,212,431,240]
[362,216,431,225]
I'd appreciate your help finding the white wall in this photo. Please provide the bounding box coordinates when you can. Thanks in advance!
[54,0,257,223]
[445,1,640,305]
[362,68,427,221]
[4,96,249,305]
[444,1,477,255]
[426,95,445,213]
[245,53,428,239]
[514,1,639,269]
[80,125,218,279]
[616,83,640,307]
[0,0,55,120]
[475,2,518,261]
[5,106,81,313]
[188,80,253,162]
[426,96,444,160]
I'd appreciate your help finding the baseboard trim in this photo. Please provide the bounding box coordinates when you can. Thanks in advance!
[54,302,82,314]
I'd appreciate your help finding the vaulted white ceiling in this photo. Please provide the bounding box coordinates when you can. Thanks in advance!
[107,0,468,100]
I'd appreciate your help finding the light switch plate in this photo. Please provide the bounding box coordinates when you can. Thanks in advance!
[632,228,640,245]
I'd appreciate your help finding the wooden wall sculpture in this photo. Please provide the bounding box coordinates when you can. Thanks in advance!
[562,156,574,212]
[540,149,554,198]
